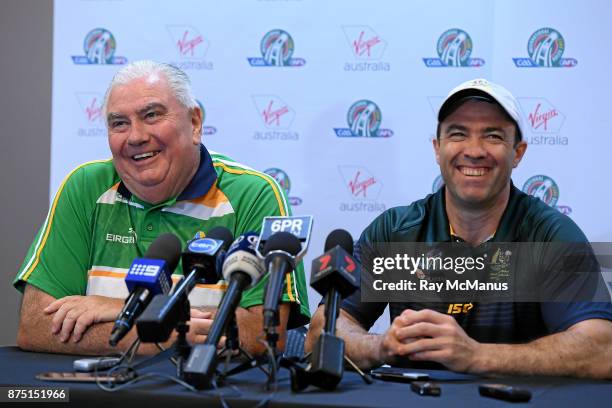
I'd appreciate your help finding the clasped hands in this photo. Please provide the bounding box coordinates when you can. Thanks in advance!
[378,308,481,372]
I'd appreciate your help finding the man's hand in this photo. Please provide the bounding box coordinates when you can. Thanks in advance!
[187,309,215,345]
[44,295,123,343]
[380,309,480,372]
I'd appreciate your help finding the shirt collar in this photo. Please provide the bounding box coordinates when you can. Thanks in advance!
[117,144,217,204]
[430,181,521,243]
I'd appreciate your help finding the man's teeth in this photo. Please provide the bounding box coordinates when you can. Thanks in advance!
[460,167,487,176]
[133,152,158,161]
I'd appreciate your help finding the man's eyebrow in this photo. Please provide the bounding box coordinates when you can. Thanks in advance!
[106,112,125,122]
[483,126,506,133]
[443,124,468,133]
[137,102,166,116]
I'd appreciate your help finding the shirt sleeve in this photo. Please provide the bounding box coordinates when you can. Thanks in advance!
[536,213,612,332]
[13,165,94,299]
[339,213,389,330]
[234,174,310,328]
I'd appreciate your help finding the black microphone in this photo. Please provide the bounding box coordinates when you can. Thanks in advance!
[183,232,265,389]
[262,231,302,344]
[308,229,359,390]
[136,226,233,343]
[109,233,181,347]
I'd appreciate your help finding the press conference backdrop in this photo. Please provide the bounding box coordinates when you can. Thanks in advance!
[50,0,612,332]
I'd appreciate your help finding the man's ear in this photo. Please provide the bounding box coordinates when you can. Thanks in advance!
[513,140,528,168]
[191,106,203,144]
[433,137,441,165]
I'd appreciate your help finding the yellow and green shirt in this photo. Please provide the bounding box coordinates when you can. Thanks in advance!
[14,145,310,328]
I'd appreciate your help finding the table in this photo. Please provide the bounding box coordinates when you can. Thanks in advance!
[0,347,610,407]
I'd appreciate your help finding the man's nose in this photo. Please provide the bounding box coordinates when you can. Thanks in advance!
[462,137,486,159]
[127,121,150,145]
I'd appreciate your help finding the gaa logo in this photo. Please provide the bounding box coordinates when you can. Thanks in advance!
[264,168,302,206]
[247,29,306,67]
[432,174,444,193]
[522,175,559,207]
[423,29,484,67]
[513,28,577,68]
[437,29,472,66]
[196,100,217,136]
[528,28,564,67]
[262,29,293,66]
[72,28,127,65]
[334,100,393,138]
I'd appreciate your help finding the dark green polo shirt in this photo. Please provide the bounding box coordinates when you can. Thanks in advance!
[342,183,612,345]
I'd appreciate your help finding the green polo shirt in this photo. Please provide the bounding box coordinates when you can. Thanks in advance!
[14,145,310,328]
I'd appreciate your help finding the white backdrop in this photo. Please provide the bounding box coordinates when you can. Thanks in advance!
[51,0,612,331]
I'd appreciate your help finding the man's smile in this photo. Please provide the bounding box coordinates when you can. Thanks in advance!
[457,166,490,177]
[131,150,161,162]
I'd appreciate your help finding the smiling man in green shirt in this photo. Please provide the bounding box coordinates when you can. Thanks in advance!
[14,60,309,355]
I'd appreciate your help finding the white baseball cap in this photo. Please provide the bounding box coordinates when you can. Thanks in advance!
[438,78,523,141]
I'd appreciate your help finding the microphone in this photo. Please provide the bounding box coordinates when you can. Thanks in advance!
[136,226,233,343]
[262,232,302,339]
[183,232,265,389]
[308,229,359,390]
[109,233,181,347]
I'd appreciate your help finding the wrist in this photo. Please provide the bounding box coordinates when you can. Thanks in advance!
[470,342,495,374]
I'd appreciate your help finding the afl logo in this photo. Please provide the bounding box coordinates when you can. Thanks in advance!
[264,168,302,206]
[334,100,393,137]
[84,28,116,64]
[248,30,305,67]
[527,28,565,67]
[437,29,472,67]
[261,29,294,66]
[348,100,382,138]
[72,28,127,65]
[522,175,559,207]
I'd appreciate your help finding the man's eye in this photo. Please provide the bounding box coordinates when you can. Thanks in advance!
[145,111,159,119]
[485,134,504,141]
[448,132,466,139]
[110,120,127,129]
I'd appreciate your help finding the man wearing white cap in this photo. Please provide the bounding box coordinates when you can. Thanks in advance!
[306,79,612,378]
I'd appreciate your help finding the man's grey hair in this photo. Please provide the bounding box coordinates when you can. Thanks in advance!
[102,60,198,120]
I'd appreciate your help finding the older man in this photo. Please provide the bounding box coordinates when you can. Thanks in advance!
[306,79,612,378]
[14,60,309,355]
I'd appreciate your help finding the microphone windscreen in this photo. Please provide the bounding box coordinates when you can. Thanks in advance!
[324,229,354,255]
[223,232,265,286]
[205,226,234,251]
[145,233,182,272]
[263,231,301,256]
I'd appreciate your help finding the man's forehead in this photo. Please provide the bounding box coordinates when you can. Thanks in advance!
[441,99,515,125]
[106,76,175,112]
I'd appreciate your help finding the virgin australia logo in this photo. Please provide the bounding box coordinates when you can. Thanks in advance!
[252,95,299,141]
[342,25,390,72]
[75,92,105,137]
[517,98,567,146]
[166,25,213,70]
[338,166,385,213]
